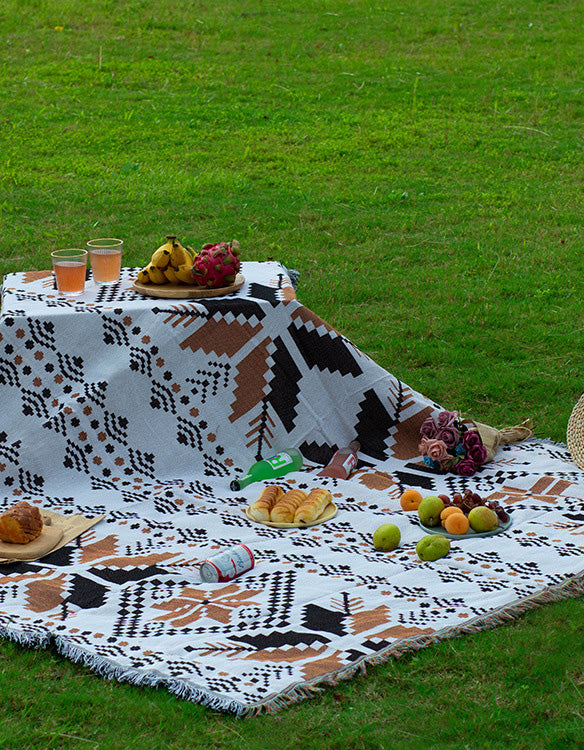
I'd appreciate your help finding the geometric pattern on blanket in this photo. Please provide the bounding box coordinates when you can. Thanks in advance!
[0,263,583,716]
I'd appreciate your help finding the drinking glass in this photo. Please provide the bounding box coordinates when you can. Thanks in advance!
[87,238,123,284]
[51,249,88,296]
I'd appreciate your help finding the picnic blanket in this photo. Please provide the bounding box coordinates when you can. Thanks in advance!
[0,262,583,716]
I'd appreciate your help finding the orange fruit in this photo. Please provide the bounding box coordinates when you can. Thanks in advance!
[440,506,464,526]
[400,489,424,511]
[444,512,470,535]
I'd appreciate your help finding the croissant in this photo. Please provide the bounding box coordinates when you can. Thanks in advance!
[248,484,284,522]
[270,489,308,523]
[0,501,43,544]
[294,488,332,524]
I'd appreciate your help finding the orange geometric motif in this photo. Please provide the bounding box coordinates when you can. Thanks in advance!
[180,317,263,358]
[229,337,272,423]
[79,534,120,563]
[289,305,336,334]
[390,405,435,460]
[23,270,54,284]
[300,649,345,681]
[349,604,391,635]
[96,551,182,568]
[358,470,399,492]
[245,642,330,665]
[151,583,262,628]
[486,476,576,506]
[25,574,68,613]
[371,623,435,640]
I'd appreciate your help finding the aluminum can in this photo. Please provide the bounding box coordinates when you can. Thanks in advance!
[199,543,255,583]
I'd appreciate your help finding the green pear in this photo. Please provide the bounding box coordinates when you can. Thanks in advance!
[416,534,450,561]
[417,495,445,527]
[373,523,401,551]
[468,506,498,532]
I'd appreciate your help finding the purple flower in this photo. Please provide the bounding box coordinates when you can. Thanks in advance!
[420,416,438,439]
[437,410,459,429]
[462,430,482,449]
[455,458,478,476]
[467,442,487,466]
[436,425,460,450]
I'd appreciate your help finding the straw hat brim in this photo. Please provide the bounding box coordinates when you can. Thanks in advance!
[567,394,584,469]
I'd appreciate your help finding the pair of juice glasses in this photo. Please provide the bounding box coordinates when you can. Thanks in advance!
[51,238,123,296]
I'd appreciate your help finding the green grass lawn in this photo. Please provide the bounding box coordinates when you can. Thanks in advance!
[1,1,584,747]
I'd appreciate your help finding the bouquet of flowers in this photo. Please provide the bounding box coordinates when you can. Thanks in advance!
[418,410,488,477]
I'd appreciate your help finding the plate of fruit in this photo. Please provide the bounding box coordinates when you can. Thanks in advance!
[414,489,511,539]
[132,236,245,299]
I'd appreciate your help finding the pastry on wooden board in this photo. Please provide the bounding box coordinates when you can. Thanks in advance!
[248,485,284,522]
[270,489,308,523]
[294,488,332,524]
[0,501,43,544]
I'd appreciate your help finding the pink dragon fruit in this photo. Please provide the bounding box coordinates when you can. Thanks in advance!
[191,240,241,288]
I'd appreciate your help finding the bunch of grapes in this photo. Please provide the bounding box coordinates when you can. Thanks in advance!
[438,489,510,523]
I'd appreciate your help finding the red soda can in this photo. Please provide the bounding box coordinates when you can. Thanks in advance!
[199,543,255,583]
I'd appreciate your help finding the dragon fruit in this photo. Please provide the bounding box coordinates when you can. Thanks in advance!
[191,240,241,288]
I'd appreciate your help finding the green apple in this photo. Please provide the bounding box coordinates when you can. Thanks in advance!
[468,506,498,532]
[372,523,401,551]
[417,495,445,527]
[416,534,450,561]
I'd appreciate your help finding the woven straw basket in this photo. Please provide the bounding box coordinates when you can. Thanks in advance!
[567,394,584,469]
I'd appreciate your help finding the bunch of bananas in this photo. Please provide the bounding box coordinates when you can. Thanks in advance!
[136,235,198,285]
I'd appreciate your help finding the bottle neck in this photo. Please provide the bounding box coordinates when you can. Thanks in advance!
[230,475,252,491]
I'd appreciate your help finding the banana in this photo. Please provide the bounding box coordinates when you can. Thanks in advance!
[146,264,167,284]
[185,245,197,263]
[163,266,180,284]
[169,235,191,267]
[175,263,196,284]
[136,267,151,284]
[151,245,172,269]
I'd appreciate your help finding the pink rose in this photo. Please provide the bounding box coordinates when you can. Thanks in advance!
[420,416,438,439]
[436,426,460,450]
[418,436,431,455]
[455,458,478,476]
[423,438,449,464]
[437,410,458,429]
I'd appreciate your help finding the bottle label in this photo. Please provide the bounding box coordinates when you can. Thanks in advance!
[266,452,293,470]
[342,454,358,474]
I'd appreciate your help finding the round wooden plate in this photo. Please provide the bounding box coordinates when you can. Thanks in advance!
[245,502,338,529]
[131,273,245,299]
[0,525,64,560]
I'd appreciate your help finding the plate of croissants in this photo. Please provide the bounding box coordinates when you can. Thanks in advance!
[0,500,63,560]
[245,485,337,528]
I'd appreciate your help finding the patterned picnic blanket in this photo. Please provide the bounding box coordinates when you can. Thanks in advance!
[0,262,583,716]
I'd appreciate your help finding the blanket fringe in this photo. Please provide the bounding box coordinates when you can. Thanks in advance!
[241,570,584,718]
[1,573,583,718]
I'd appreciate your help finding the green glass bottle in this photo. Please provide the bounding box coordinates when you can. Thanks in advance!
[230,448,304,491]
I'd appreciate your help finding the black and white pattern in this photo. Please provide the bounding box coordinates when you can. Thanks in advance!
[0,263,583,716]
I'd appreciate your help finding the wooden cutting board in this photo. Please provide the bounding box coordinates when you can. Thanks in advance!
[0,526,63,561]
[132,273,245,299]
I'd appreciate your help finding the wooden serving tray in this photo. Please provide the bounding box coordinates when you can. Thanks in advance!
[245,502,338,529]
[132,273,245,299]
[0,525,63,561]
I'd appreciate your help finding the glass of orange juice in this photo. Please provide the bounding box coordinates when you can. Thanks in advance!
[87,238,123,284]
[51,249,88,296]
